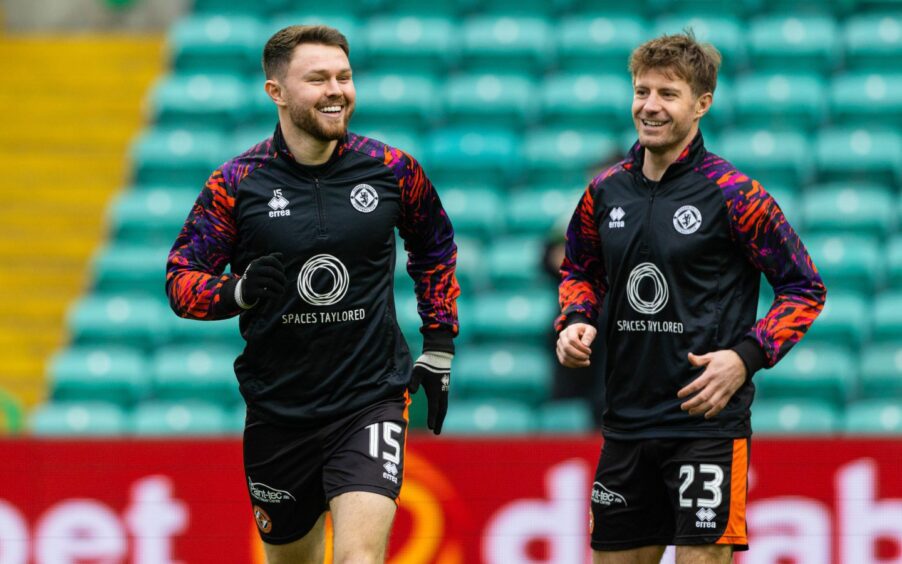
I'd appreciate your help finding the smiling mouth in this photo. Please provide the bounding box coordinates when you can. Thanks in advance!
[641,119,668,127]
[317,105,343,115]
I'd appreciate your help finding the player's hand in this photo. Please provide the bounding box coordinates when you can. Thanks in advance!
[409,351,452,435]
[678,350,748,419]
[556,323,597,368]
[237,253,287,308]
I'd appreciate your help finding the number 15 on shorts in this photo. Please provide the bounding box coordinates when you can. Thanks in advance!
[366,422,404,485]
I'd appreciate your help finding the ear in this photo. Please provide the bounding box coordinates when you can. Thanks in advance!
[264,79,287,108]
[695,92,713,119]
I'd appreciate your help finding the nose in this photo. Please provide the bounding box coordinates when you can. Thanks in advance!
[643,92,663,113]
[324,77,342,96]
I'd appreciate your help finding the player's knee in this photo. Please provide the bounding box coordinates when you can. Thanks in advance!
[333,548,384,564]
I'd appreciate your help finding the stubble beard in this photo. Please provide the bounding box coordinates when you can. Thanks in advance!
[288,98,355,142]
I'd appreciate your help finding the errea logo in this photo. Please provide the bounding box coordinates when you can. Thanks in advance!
[696,507,717,529]
[268,189,290,218]
[609,207,626,229]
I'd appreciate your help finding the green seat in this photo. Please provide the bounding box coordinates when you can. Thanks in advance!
[472,289,558,338]
[92,243,170,295]
[718,130,813,187]
[802,291,868,349]
[151,74,250,132]
[132,128,229,187]
[396,234,487,294]
[815,128,902,186]
[556,15,645,75]
[646,0,745,15]
[230,126,275,156]
[458,0,559,15]
[653,14,745,73]
[486,236,545,289]
[441,399,535,435]
[541,73,632,131]
[752,399,841,435]
[165,314,244,349]
[108,188,197,246]
[538,399,594,433]
[830,73,902,129]
[765,184,800,223]
[523,129,618,186]
[424,127,520,186]
[354,128,423,157]
[802,184,894,238]
[757,344,854,409]
[734,73,827,131]
[68,295,170,350]
[193,0,279,15]
[153,346,242,406]
[859,344,902,399]
[844,14,902,71]
[352,73,440,132]
[460,17,552,74]
[49,347,151,406]
[844,399,902,435]
[456,344,551,405]
[803,234,881,296]
[748,15,840,73]
[363,17,455,74]
[30,401,130,436]
[391,292,424,355]
[444,73,538,128]
[507,187,584,235]
[439,187,502,237]
[751,0,855,15]
[0,387,23,435]
[888,236,902,290]
[132,400,231,436]
[873,292,902,343]
[169,16,263,75]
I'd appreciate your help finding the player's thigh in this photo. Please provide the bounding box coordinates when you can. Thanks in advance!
[330,490,397,559]
[262,512,327,564]
[675,544,733,564]
[593,545,667,564]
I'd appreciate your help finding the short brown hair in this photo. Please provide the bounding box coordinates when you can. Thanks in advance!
[628,31,721,96]
[262,25,350,79]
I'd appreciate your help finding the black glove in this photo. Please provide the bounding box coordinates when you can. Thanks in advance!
[236,253,287,309]
[408,351,453,435]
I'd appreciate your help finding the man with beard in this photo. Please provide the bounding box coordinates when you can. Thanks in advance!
[166,25,459,563]
[555,33,825,563]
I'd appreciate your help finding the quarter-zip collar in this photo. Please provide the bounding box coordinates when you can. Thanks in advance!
[272,123,347,178]
[626,130,707,186]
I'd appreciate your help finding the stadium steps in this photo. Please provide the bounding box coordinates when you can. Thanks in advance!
[0,35,162,408]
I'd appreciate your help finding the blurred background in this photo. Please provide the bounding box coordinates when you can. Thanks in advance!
[1,0,901,561]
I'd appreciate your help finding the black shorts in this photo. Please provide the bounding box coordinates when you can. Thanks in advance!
[243,395,409,544]
[590,437,749,552]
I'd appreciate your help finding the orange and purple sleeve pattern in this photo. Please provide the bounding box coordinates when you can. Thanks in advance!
[555,172,613,332]
[165,140,272,320]
[699,154,826,367]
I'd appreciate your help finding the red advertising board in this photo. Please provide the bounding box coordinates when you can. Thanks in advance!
[1,436,901,563]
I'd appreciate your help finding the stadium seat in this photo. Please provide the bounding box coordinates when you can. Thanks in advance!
[748,15,840,73]
[108,188,197,246]
[132,401,231,436]
[802,184,895,239]
[873,292,902,343]
[733,73,827,131]
[751,399,841,435]
[151,73,250,132]
[646,0,745,15]
[844,399,902,435]
[444,73,538,129]
[801,291,868,349]
[506,186,584,236]
[756,344,854,409]
[803,234,882,296]
[92,243,170,295]
[169,15,263,75]
[555,15,645,75]
[844,13,902,71]
[363,17,455,75]
[471,289,558,339]
[765,184,800,223]
[523,129,618,187]
[718,130,813,187]
[30,401,130,436]
[455,344,551,405]
[541,73,633,132]
[48,347,151,406]
[452,235,489,293]
[815,128,902,186]
[888,236,902,290]
[486,236,546,289]
[165,314,244,349]
[193,0,279,16]
[830,73,902,129]
[439,186,503,237]
[538,399,594,433]
[0,387,23,435]
[352,73,440,132]
[355,128,423,157]
[653,14,745,73]
[858,343,902,400]
[67,295,170,350]
[441,399,535,435]
[460,16,552,74]
[132,128,230,187]
[424,127,521,186]
[152,346,242,406]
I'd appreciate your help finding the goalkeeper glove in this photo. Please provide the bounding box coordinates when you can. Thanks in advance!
[409,351,453,435]
[235,253,287,309]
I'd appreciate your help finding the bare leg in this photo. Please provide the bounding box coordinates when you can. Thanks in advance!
[594,546,668,564]
[330,491,397,564]
[262,511,327,564]
[675,545,732,564]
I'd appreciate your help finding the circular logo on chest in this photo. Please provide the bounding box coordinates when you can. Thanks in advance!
[350,184,379,213]
[297,254,349,306]
[673,205,702,235]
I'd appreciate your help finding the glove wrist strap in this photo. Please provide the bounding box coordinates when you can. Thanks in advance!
[234,276,257,310]
[416,351,453,370]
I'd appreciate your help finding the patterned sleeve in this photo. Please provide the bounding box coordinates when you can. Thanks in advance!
[165,168,241,320]
[722,178,826,367]
[555,179,608,331]
[392,149,460,346]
